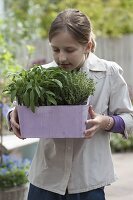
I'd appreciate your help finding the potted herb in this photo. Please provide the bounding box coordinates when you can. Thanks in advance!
[4,66,95,138]
[0,154,30,200]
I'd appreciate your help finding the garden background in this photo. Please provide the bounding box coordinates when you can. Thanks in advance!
[0,1,133,199]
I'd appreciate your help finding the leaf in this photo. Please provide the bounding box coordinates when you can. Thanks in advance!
[40,95,44,102]
[11,90,16,102]
[25,83,32,91]
[30,90,35,112]
[35,86,41,97]
[45,91,55,96]
[23,92,30,107]
[46,95,57,105]
[51,79,63,88]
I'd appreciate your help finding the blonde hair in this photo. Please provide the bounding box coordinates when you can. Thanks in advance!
[49,9,96,52]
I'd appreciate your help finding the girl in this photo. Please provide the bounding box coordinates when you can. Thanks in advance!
[9,9,133,200]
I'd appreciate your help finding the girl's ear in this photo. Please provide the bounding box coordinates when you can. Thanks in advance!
[85,41,92,54]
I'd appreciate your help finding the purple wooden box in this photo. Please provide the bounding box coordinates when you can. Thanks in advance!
[17,105,89,138]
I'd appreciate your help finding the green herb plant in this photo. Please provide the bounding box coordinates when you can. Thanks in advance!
[3,66,95,112]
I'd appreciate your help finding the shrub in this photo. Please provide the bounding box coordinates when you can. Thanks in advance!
[110,134,133,152]
[0,155,30,189]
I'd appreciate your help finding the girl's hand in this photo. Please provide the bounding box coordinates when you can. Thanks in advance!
[84,105,114,139]
[10,107,23,139]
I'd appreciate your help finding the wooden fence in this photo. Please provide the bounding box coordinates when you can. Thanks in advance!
[96,35,133,88]
[96,34,133,100]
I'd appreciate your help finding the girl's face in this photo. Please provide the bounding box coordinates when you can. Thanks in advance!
[50,31,90,71]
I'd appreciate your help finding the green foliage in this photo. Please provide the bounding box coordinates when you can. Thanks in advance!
[0,21,21,101]
[0,28,21,132]
[3,0,133,39]
[3,66,95,112]
[0,155,30,189]
[111,134,133,152]
[0,36,20,75]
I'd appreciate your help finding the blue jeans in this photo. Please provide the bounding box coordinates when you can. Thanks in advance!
[28,184,106,200]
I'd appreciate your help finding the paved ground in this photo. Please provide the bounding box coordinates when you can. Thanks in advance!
[105,152,133,200]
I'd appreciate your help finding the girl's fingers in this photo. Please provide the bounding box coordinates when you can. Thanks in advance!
[84,129,96,138]
[10,108,24,139]
[84,124,98,137]
[88,105,96,119]
[11,125,21,138]
[10,118,20,129]
[10,108,20,129]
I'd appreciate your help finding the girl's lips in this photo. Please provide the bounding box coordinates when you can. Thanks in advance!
[60,64,72,68]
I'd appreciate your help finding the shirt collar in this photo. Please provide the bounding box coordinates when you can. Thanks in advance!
[82,53,107,72]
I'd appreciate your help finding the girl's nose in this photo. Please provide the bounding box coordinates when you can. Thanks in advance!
[59,52,67,62]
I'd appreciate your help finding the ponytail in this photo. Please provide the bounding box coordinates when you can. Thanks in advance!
[90,32,96,52]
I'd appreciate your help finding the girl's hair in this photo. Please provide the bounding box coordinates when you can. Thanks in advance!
[49,9,96,52]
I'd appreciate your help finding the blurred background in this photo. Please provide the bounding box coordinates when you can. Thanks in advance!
[0,1,133,199]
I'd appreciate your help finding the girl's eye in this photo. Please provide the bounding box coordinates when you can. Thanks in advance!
[52,48,60,52]
[52,48,75,53]
[65,49,75,53]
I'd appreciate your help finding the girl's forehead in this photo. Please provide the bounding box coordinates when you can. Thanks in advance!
[50,31,82,47]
